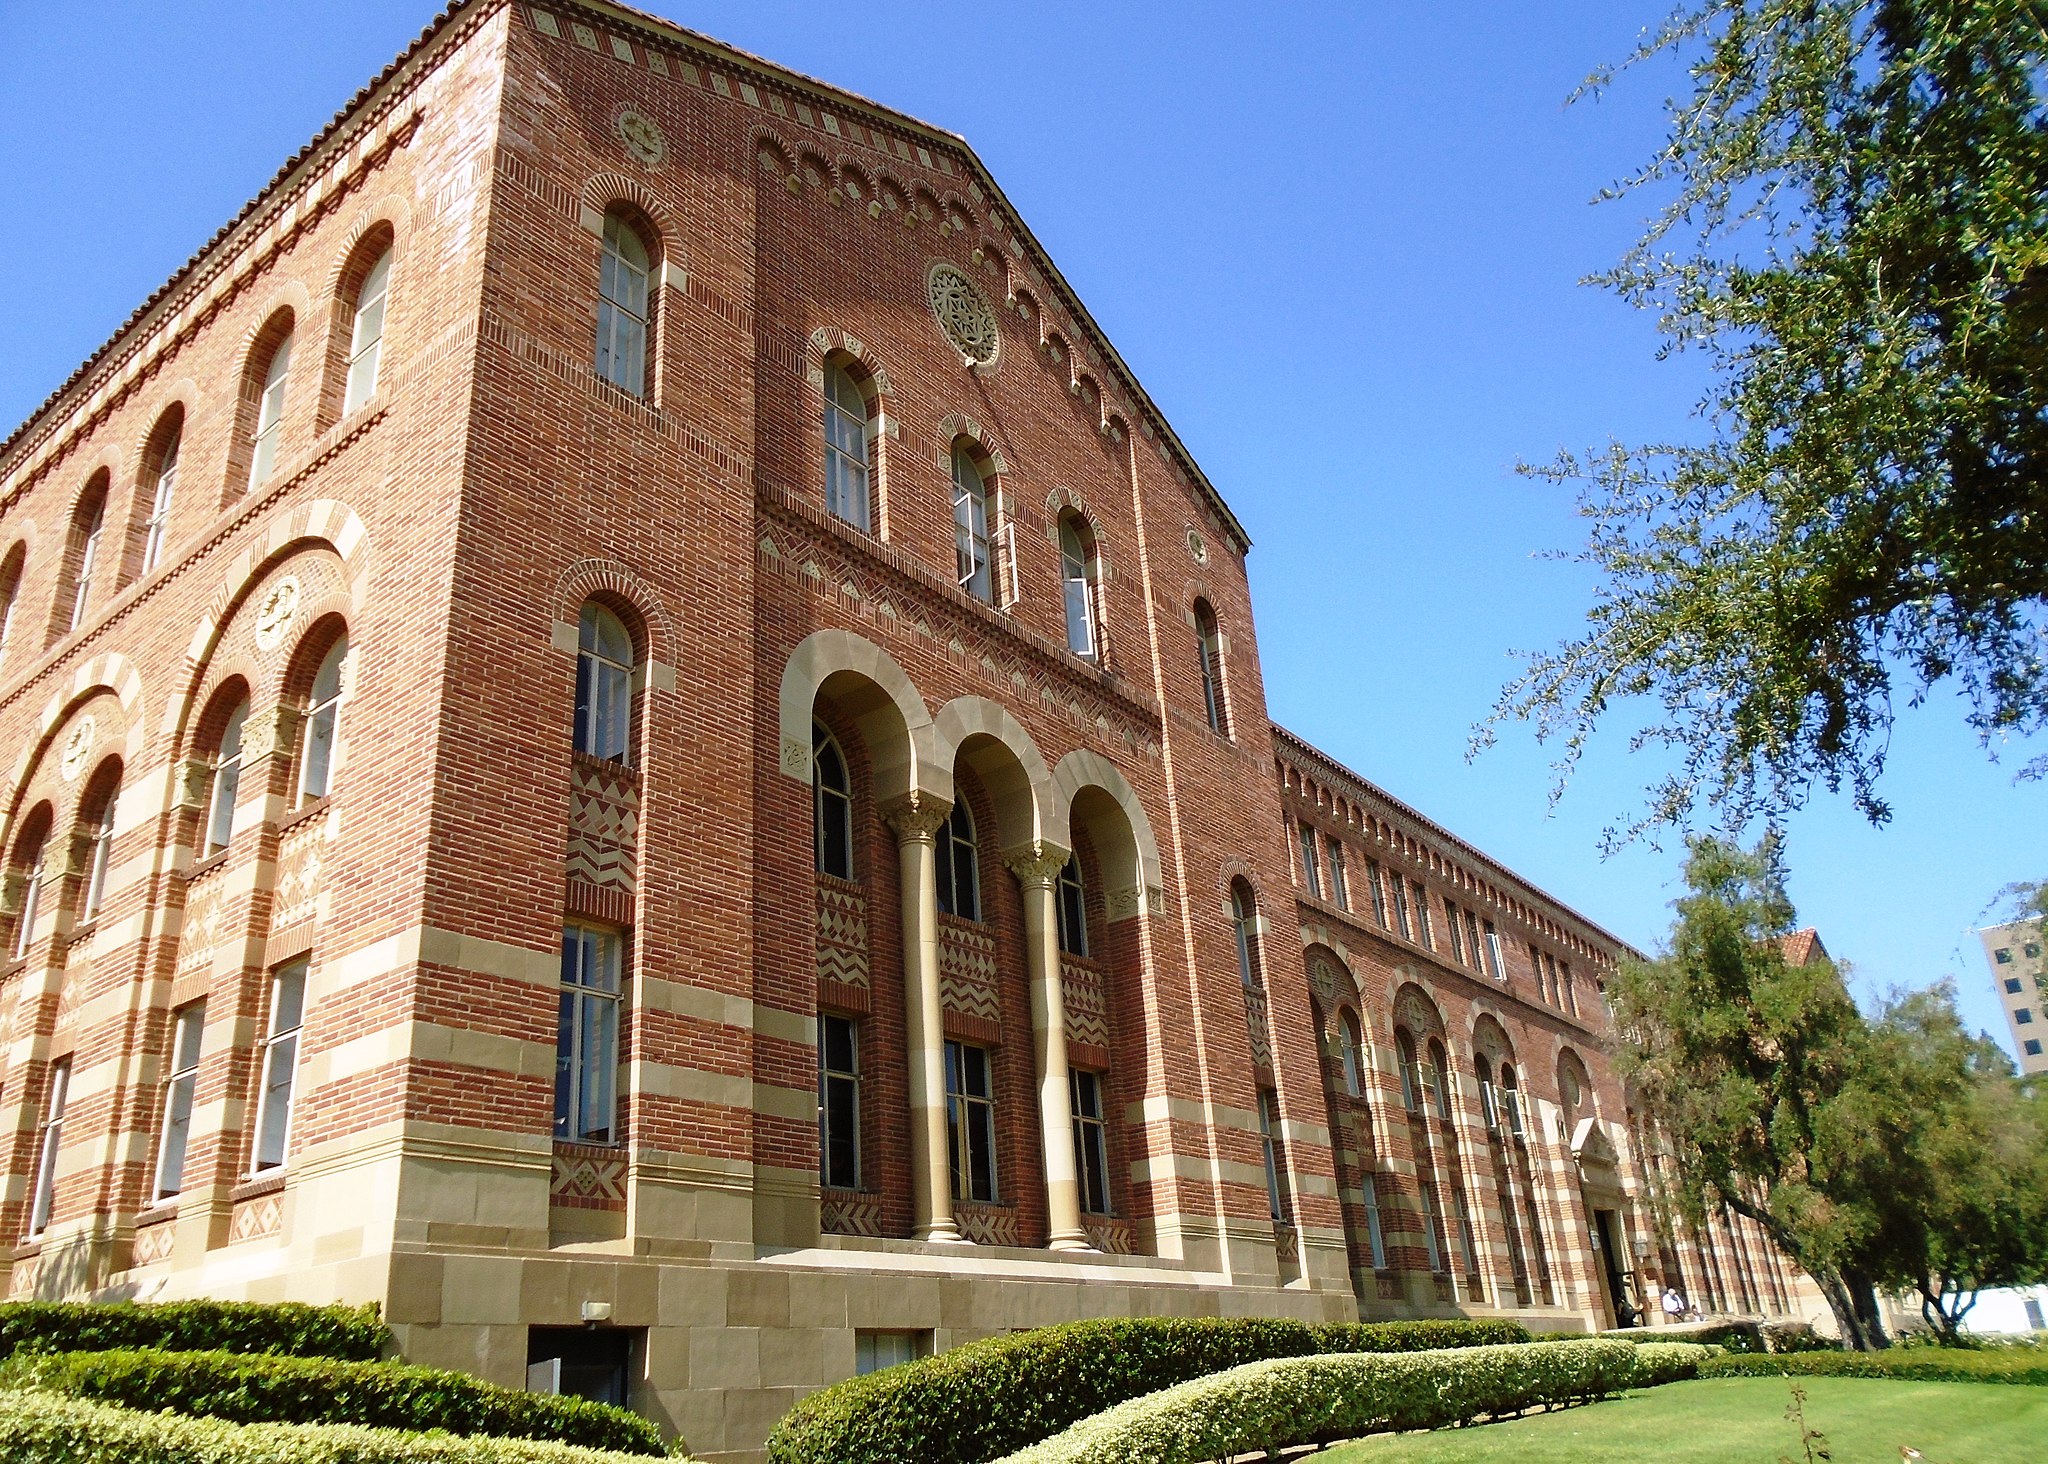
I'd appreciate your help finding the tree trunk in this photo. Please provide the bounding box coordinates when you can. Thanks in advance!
[1845,1267,1891,1351]
[1813,1268,1890,1351]
[1917,1283,1961,1345]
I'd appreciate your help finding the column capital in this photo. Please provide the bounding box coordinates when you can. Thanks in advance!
[1001,842,1072,889]
[881,792,951,842]
[240,704,301,764]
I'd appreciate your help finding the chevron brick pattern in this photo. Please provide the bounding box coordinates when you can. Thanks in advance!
[1061,959,1109,1048]
[954,1201,1021,1247]
[566,755,639,894]
[938,920,1000,1024]
[815,880,869,989]
[271,812,326,930]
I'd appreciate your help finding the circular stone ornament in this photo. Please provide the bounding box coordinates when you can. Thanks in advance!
[60,718,96,782]
[616,108,667,166]
[1186,527,1210,565]
[254,576,302,651]
[926,262,1001,366]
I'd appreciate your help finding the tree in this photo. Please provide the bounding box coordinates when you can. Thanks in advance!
[1487,0,2048,845]
[1617,836,1908,1347]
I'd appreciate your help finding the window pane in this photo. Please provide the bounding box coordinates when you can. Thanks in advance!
[255,1031,298,1169]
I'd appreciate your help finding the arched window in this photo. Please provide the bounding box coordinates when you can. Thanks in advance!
[78,788,117,924]
[1059,514,1098,658]
[596,210,651,396]
[1427,1038,1453,1121]
[1395,1028,1421,1111]
[1339,1012,1364,1098]
[1230,882,1260,990]
[813,722,853,880]
[934,800,980,921]
[297,635,348,804]
[0,545,24,668]
[344,248,393,414]
[822,361,871,531]
[141,420,181,574]
[66,484,107,633]
[574,604,634,762]
[249,330,295,489]
[1476,1054,1498,1131]
[11,824,47,960]
[950,442,993,603]
[1194,600,1226,734]
[205,700,249,855]
[1056,854,1088,958]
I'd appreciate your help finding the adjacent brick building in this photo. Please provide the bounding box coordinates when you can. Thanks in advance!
[0,3,1803,1455]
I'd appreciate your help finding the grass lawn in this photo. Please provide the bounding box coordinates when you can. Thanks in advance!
[1320,1377,2048,1463]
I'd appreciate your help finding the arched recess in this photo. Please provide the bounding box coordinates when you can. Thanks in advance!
[1051,749,1160,922]
[0,668,145,863]
[777,630,936,810]
[931,696,1061,855]
[550,558,675,673]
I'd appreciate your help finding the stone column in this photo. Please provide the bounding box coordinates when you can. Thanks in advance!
[1005,844,1089,1251]
[884,796,961,1244]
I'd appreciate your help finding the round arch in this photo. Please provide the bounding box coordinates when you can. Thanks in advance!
[1051,748,1160,923]
[777,630,936,809]
[930,696,1060,854]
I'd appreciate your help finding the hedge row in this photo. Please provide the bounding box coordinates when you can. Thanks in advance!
[0,1391,676,1464]
[764,1316,1529,1464]
[0,1348,667,1457]
[996,1339,1641,1464]
[1626,1342,1718,1387]
[0,1302,385,1363]
[1702,1348,2048,1386]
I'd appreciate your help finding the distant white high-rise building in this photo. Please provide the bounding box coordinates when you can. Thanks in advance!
[1981,916,2048,1077]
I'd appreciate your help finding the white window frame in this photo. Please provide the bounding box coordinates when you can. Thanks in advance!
[142,430,180,574]
[249,334,294,489]
[28,1059,70,1237]
[596,212,651,397]
[1258,1090,1288,1223]
[153,1001,206,1200]
[79,799,116,924]
[69,501,104,632]
[556,924,623,1144]
[251,962,308,1172]
[1059,516,1097,658]
[205,702,248,856]
[822,362,872,532]
[950,444,993,604]
[574,605,634,763]
[12,846,44,960]
[1361,1171,1388,1269]
[297,637,348,804]
[344,249,393,415]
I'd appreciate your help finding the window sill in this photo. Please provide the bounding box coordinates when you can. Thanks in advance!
[232,1172,287,1203]
[188,849,229,879]
[279,798,330,835]
[570,749,638,783]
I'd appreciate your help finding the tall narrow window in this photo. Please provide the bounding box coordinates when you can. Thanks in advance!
[1544,952,1562,1007]
[1465,910,1485,972]
[249,333,294,489]
[69,495,105,632]
[1056,854,1088,958]
[1360,1171,1389,1269]
[557,925,622,1144]
[206,701,248,856]
[1327,840,1348,910]
[1258,1090,1289,1222]
[28,1059,69,1237]
[78,796,115,924]
[822,362,871,531]
[1453,1188,1479,1277]
[812,723,853,880]
[1297,825,1321,899]
[1194,601,1226,734]
[12,835,45,960]
[1396,1029,1422,1112]
[818,1013,860,1190]
[934,800,980,921]
[596,211,651,396]
[1231,884,1260,990]
[1367,860,1389,927]
[142,426,181,574]
[1059,515,1097,658]
[344,249,393,414]
[1529,942,1546,1001]
[153,1001,206,1200]
[1339,1012,1364,1098]
[0,548,20,668]
[950,444,993,603]
[1428,1039,1453,1122]
[1444,900,1467,964]
[1414,886,1434,949]
[1419,1173,1448,1272]
[297,636,348,803]
[574,605,634,762]
[1390,876,1413,941]
[1561,961,1579,1016]
[252,961,308,1171]
[944,1040,997,1202]
[1071,1068,1110,1215]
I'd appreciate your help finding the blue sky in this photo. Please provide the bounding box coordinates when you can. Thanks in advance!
[2,1,2040,1050]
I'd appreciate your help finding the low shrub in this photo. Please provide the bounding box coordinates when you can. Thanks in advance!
[1601,1319,1769,1353]
[0,1390,678,1464]
[1759,1319,1832,1353]
[996,1339,1640,1464]
[764,1315,1529,1464]
[0,1301,385,1363]
[0,1348,667,1456]
[1627,1342,1717,1386]
[1701,1348,2048,1385]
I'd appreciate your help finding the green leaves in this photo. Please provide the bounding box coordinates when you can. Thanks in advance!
[0,1302,385,1365]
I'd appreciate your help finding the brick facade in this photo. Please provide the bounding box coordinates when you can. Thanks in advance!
[0,4,1805,1456]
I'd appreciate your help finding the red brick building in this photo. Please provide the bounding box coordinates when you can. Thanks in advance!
[0,3,1802,1455]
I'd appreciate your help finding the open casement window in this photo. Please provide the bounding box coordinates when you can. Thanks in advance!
[934,800,980,921]
[1059,515,1098,658]
[1360,1171,1389,1269]
[68,493,106,633]
[1339,1012,1364,1099]
[297,636,348,804]
[343,249,393,415]
[248,333,294,490]
[1427,1040,1453,1122]
[1055,854,1089,958]
[574,605,634,763]
[252,961,308,1173]
[11,837,45,960]
[1071,1068,1111,1215]
[0,547,21,668]
[77,795,116,924]
[1258,1090,1290,1222]
[812,723,853,880]
[950,443,994,604]
[1231,884,1260,991]
[944,1039,997,1203]
[141,425,181,575]
[822,362,872,532]
[1194,601,1226,734]
[1499,1069,1526,1137]
[1396,1029,1422,1112]
[596,211,651,397]
[1483,921,1506,981]
[27,1059,69,1237]
[818,1013,860,1190]
[205,701,248,856]
[153,1001,206,1199]
[1444,901,1467,964]
[556,925,623,1144]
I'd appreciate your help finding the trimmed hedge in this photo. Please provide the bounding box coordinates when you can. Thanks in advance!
[764,1316,1530,1464]
[1627,1342,1717,1387]
[0,1348,667,1457]
[0,1391,676,1464]
[0,1302,385,1363]
[1701,1348,2048,1385]
[996,1339,1640,1464]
